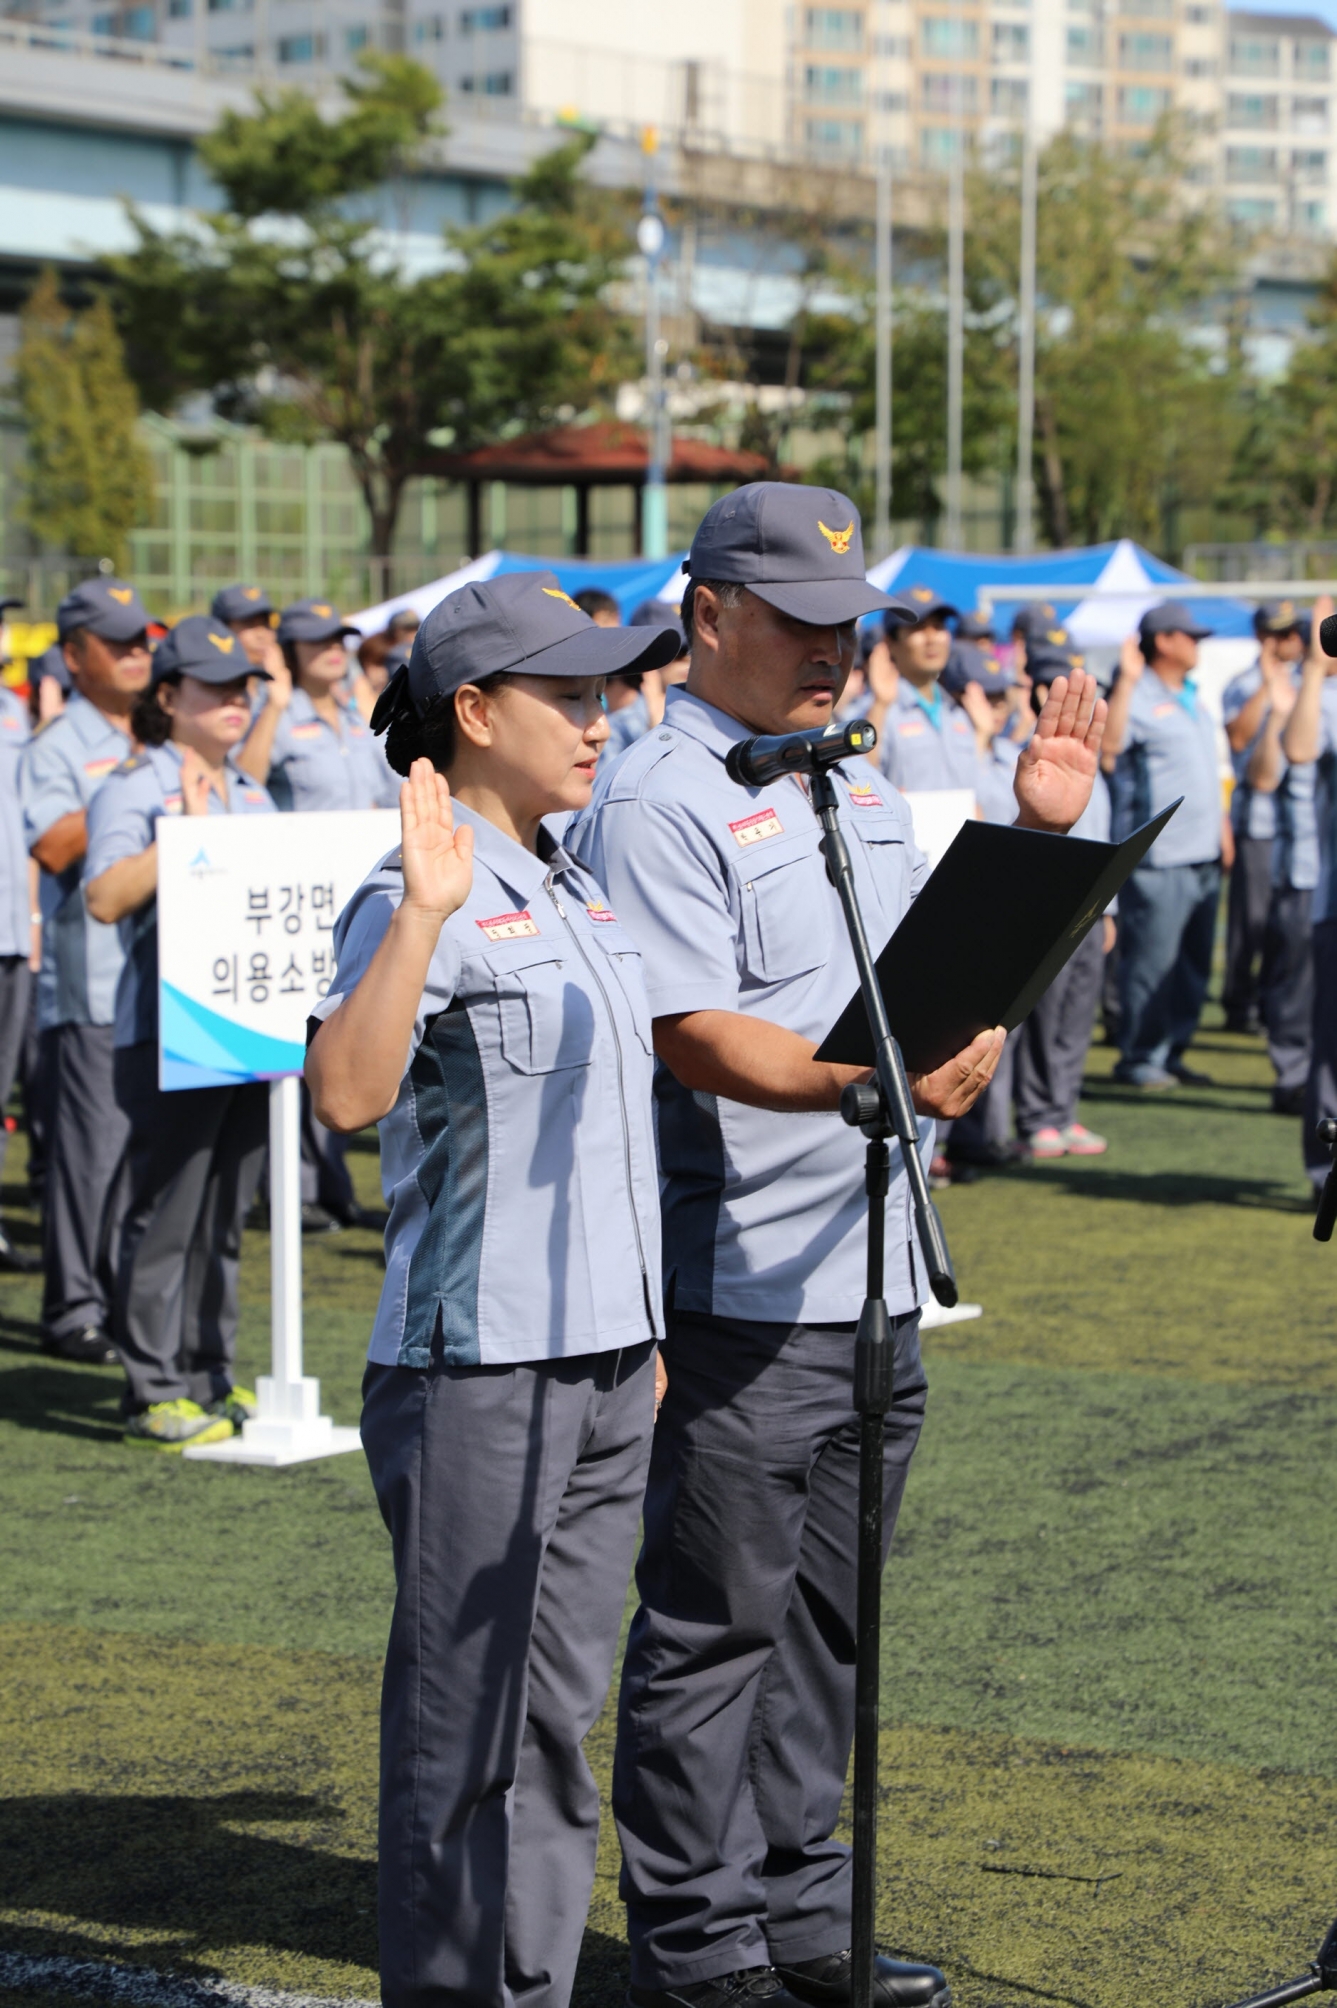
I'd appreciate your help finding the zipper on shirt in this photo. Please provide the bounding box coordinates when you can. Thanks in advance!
[542,874,656,1332]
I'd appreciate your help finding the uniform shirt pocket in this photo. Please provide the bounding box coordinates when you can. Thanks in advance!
[738,846,831,984]
[588,926,654,1056]
[487,948,596,1074]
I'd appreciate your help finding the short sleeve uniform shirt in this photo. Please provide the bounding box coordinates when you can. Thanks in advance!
[878,680,985,800]
[0,688,32,959]
[84,743,276,1049]
[311,803,663,1370]
[570,686,936,1326]
[1112,671,1221,868]
[262,688,399,812]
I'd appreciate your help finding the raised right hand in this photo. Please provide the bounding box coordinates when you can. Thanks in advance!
[1117,633,1145,684]
[400,757,473,923]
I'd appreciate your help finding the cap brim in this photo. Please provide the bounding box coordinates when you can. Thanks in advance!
[511,623,682,679]
[748,578,898,624]
[81,609,151,642]
[158,660,269,685]
[1144,622,1212,642]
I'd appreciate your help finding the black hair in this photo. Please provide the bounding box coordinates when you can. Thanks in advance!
[572,588,620,621]
[383,672,511,778]
[681,579,746,649]
[131,679,176,747]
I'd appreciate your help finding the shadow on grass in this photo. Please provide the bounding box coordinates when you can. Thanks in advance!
[0,1362,123,1442]
[992,1161,1312,1212]
[0,1791,376,1975]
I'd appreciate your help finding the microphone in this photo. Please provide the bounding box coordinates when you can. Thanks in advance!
[725,719,877,788]
[1320,612,1337,658]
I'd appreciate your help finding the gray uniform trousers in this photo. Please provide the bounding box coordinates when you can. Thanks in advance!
[1260,884,1313,1093]
[362,1338,657,2008]
[1303,917,1337,1188]
[1223,833,1273,1027]
[41,1020,131,1345]
[1117,860,1221,1073]
[0,956,31,1184]
[614,1309,927,1988]
[111,1041,269,1410]
[1015,924,1105,1136]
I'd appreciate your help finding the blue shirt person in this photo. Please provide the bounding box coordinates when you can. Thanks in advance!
[0,685,39,1272]
[870,589,986,800]
[571,481,1105,2008]
[1102,602,1224,1088]
[83,614,277,1450]
[240,597,398,811]
[19,576,154,1363]
[304,571,678,2008]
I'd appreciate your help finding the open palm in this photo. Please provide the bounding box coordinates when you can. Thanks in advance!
[1014,671,1107,833]
[400,757,474,921]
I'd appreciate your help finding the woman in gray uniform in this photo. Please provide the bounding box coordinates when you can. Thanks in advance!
[305,572,678,2008]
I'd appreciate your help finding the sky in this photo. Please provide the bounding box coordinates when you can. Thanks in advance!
[1237,0,1337,25]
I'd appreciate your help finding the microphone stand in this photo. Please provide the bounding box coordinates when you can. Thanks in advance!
[806,765,958,2008]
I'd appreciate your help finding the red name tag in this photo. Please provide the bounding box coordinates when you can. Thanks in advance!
[1152,703,1177,718]
[476,910,539,942]
[290,722,323,740]
[728,807,784,846]
[898,718,925,737]
[163,793,183,814]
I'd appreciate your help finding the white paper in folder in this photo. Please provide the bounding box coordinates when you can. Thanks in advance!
[901,788,977,872]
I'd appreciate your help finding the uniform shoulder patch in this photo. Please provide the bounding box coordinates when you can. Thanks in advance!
[113,753,146,776]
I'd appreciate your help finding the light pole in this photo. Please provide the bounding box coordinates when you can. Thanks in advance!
[944,0,965,550]
[639,127,670,561]
[1015,116,1037,555]
[874,150,893,563]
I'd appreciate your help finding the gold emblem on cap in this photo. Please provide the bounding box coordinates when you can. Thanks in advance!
[1047,628,1068,645]
[818,519,854,556]
[542,587,580,611]
[107,587,133,605]
[311,602,333,618]
[1279,600,1295,622]
[207,632,236,653]
[911,586,933,602]
[244,587,261,601]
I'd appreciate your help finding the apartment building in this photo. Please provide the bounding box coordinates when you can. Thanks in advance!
[1222,11,1337,238]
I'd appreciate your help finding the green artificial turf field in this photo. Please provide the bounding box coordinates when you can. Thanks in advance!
[2,1021,1335,2008]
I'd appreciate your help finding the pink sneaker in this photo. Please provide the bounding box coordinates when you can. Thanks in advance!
[1026,1127,1066,1158]
[1060,1123,1107,1156]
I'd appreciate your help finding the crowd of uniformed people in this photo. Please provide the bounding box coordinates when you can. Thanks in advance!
[0,481,1330,2008]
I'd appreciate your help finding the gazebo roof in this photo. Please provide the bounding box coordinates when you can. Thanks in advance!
[426,420,774,487]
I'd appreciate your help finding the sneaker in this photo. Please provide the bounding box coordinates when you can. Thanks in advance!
[124,1399,236,1450]
[929,1154,952,1192]
[208,1384,258,1430]
[1271,1084,1306,1116]
[300,1203,340,1234]
[1060,1123,1107,1156]
[630,1972,809,2008]
[777,1949,951,2008]
[1169,1061,1213,1087]
[1112,1062,1177,1090]
[1023,1126,1066,1158]
[43,1324,118,1366]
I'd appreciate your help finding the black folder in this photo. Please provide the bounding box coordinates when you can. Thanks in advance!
[815,801,1180,1076]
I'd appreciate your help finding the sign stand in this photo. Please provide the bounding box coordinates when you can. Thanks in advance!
[920,1297,982,1331]
[184,1075,362,1467]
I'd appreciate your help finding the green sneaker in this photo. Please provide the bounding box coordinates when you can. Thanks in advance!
[208,1384,258,1430]
[124,1399,236,1451]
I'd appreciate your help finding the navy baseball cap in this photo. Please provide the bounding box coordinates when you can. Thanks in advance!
[153,615,272,685]
[888,585,959,628]
[375,571,681,731]
[1254,598,1306,637]
[276,598,359,646]
[56,577,152,642]
[1012,601,1060,643]
[0,596,23,613]
[36,642,72,693]
[942,640,1010,698]
[211,582,274,624]
[684,482,894,625]
[630,597,687,653]
[1140,599,1212,645]
[383,642,412,678]
[1027,640,1086,683]
[956,611,994,641]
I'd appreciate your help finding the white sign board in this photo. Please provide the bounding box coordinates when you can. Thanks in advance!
[902,789,976,873]
[157,810,401,1092]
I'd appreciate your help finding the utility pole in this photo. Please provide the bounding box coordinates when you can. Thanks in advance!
[944,0,965,550]
[1015,116,1037,554]
[874,152,893,564]
[638,126,670,561]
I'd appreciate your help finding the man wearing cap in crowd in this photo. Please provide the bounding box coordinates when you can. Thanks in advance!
[19,577,153,1362]
[1101,600,1226,1090]
[211,580,286,678]
[573,482,1105,2008]
[1220,602,1307,1040]
[1278,593,1337,1194]
[865,586,984,802]
[0,619,40,1271]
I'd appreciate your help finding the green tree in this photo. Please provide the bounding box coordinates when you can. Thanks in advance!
[1232,256,1337,536]
[14,268,151,567]
[109,57,635,558]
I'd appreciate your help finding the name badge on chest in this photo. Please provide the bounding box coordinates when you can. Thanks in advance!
[729,806,784,846]
[476,909,540,942]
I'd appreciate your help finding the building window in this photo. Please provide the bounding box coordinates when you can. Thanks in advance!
[459,69,512,91]
[1227,196,1277,225]
[921,71,978,113]
[214,42,253,62]
[1066,25,1102,66]
[804,7,863,52]
[1225,145,1278,182]
[992,21,1028,61]
[1066,80,1102,116]
[805,63,863,103]
[1226,94,1278,128]
[991,75,1028,116]
[414,13,443,37]
[1118,84,1172,122]
[168,0,190,17]
[873,89,908,112]
[458,4,509,29]
[277,31,322,59]
[1293,148,1327,182]
[871,34,909,58]
[1121,0,1172,13]
[1299,199,1327,232]
[1293,97,1329,133]
[1119,32,1173,71]
[1294,38,1331,80]
[805,116,864,152]
[1185,3,1212,19]
[920,14,977,58]
[1183,58,1215,78]
[920,126,964,168]
[1229,36,1280,78]
[345,23,368,49]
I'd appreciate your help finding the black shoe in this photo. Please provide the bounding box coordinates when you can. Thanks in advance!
[777,1950,950,2008]
[1272,1085,1307,1116]
[1168,1061,1213,1087]
[334,1201,383,1230]
[0,1225,40,1273]
[1225,1014,1261,1037]
[300,1203,341,1234]
[43,1324,118,1366]
[630,1970,810,2008]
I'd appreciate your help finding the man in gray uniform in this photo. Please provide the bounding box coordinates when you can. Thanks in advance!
[867,589,984,800]
[20,578,151,1362]
[0,665,40,1269]
[574,483,1105,2008]
[1221,604,1306,1034]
